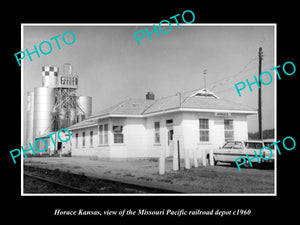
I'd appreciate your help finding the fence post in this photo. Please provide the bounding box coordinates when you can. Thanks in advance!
[184,146,190,169]
[178,140,181,170]
[202,149,207,166]
[209,149,214,166]
[173,139,179,171]
[159,146,165,175]
[193,148,198,168]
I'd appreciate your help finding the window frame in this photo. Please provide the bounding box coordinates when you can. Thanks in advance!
[199,118,209,142]
[99,123,109,145]
[224,119,234,141]
[75,133,78,149]
[154,121,161,144]
[82,131,85,148]
[113,125,124,144]
[90,130,93,147]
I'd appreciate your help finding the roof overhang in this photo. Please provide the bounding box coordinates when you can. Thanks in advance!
[72,107,257,129]
[143,108,258,117]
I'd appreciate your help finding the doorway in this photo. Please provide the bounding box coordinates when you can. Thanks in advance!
[166,119,174,157]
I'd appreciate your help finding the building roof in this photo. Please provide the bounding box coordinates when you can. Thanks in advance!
[67,119,98,130]
[68,88,257,130]
[143,89,256,114]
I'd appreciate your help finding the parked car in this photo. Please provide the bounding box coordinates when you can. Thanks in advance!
[211,140,265,167]
[261,139,275,163]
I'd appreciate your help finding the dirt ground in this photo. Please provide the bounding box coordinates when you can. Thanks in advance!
[23,156,275,194]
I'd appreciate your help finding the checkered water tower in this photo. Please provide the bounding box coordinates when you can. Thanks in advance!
[26,63,92,147]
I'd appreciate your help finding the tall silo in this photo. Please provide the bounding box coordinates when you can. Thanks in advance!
[33,87,55,138]
[77,96,92,122]
[26,91,34,147]
[42,66,59,88]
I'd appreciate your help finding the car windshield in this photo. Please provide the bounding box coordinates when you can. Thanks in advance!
[223,141,243,149]
[245,142,263,149]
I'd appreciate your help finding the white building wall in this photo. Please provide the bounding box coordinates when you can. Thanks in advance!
[70,112,249,159]
[232,114,248,141]
[145,112,183,158]
[71,126,107,158]
[181,112,249,161]
[109,117,148,158]
[145,116,165,158]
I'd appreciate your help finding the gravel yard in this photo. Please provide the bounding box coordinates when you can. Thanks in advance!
[23,157,274,194]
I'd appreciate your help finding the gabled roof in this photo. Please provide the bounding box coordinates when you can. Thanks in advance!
[68,89,257,130]
[90,98,155,118]
[143,89,256,114]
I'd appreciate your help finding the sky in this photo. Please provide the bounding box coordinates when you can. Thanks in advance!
[23,24,275,133]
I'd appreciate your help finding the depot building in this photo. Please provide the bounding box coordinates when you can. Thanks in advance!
[67,89,257,159]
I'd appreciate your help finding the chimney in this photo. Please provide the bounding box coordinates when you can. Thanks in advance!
[146,92,155,100]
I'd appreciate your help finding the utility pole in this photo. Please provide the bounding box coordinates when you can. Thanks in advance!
[258,47,263,140]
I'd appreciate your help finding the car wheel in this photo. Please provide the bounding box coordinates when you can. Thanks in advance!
[244,159,251,168]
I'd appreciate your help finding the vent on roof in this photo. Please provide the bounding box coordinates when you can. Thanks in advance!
[190,89,219,99]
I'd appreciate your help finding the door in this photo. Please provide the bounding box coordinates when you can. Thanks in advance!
[166,123,174,157]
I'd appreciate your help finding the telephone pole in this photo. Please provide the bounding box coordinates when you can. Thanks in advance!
[258,47,263,140]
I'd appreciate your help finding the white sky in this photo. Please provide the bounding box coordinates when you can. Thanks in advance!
[23,24,275,133]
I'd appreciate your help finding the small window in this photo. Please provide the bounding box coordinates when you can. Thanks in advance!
[99,124,108,145]
[99,125,103,144]
[75,133,78,148]
[199,119,209,142]
[166,119,173,124]
[113,125,124,144]
[82,132,85,147]
[90,131,93,147]
[224,119,234,141]
[154,122,160,143]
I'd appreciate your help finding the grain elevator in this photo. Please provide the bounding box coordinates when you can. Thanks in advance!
[26,63,92,155]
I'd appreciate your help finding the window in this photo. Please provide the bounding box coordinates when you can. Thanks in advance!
[90,131,93,147]
[113,125,124,144]
[223,141,243,149]
[154,122,160,144]
[245,142,263,149]
[199,119,209,142]
[166,119,173,124]
[75,133,78,148]
[224,119,234,141]
[99,124,108,145]
[82,132,85,147]
[264,142,274,149]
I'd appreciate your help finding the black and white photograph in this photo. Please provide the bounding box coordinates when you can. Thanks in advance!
[3,4,298,224]
[21,24,275,195]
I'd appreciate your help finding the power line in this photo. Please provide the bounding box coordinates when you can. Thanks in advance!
[209,56,258,91]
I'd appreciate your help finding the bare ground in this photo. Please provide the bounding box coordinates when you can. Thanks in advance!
[23,157,274,194]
